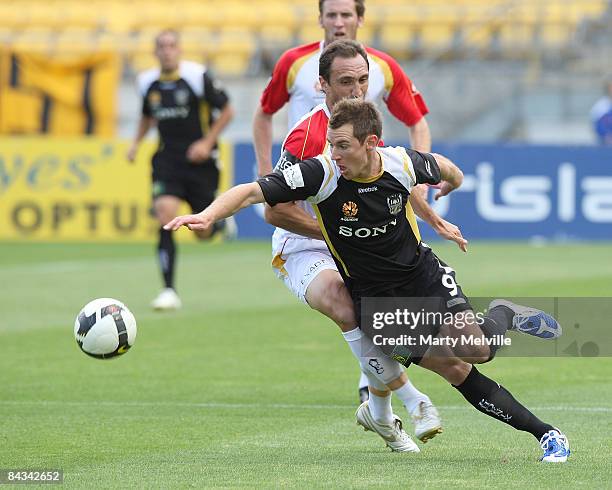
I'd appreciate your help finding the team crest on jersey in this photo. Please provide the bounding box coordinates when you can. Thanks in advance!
[148,90,161,109]
[341,201,358,222]
[387,194,403,215]
[174,88,189,106]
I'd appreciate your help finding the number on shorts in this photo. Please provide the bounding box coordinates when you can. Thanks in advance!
[440,265,458,297]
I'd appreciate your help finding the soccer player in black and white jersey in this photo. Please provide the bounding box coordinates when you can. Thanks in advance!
[165,99,570,463]
[127,30,235,311]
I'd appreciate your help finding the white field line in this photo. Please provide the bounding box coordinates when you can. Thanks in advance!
[0,400,610,413]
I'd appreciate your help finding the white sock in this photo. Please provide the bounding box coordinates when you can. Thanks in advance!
[393,380,430,415]
[368,391,394,425]
[358,371,369,390]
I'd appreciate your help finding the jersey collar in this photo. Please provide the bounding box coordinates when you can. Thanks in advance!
[351,150,385,183]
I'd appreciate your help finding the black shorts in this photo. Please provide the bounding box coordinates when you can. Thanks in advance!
[152,152,220,212]
[353,244,472,366]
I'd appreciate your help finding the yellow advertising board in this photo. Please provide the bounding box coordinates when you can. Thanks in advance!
[0,137,233,242]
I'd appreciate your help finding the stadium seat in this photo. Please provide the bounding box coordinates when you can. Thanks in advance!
[418,22,457,56]
[538,23,574,49]
[497,22,536,58]
[378,23,416,60]
[297,23,324,45]
[208,29,255,77]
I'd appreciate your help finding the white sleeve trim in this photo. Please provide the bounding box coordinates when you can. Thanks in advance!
[307,154,339,204]
[380,146,416,192]
[137,68,160,96]
[179,60,206,98]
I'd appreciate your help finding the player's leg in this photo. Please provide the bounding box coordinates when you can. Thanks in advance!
[301,258,441,441]
[151,193,183,310]
[408,248,569,460]
[419,353,569,462]
[428,250,561,363]
[150,153,185,310]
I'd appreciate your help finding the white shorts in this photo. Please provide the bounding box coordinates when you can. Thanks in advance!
[272,249,338,304]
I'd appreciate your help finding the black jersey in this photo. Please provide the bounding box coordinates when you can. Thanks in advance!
[258,146,441,293]
[138,61,229,156]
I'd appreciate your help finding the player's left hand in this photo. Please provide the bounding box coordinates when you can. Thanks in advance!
[186,139,213,163]
[435,218,468,253]
[163,213,214,232]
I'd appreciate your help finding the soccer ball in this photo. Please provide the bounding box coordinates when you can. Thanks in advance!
[74,298,137,359]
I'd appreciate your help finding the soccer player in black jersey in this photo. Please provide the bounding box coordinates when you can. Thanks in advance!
[165,99,570,462]
[127,29,235,310]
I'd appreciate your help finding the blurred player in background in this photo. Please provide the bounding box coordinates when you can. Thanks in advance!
[590,77,612,146]
[253,0,465,404]
[127,29,235,311]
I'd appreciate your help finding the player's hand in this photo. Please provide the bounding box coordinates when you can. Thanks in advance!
[163,213,214,232]
[433,181,456,200]
[126,143,138,164]
[435,218,468,253]
[186,139,213,163]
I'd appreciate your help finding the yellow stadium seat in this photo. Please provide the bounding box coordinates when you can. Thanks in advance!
[419,22,457,54]
[54,29,99,55]
[181,3,222,29]
[539,23,574,48]
[497,22,536,58]
[297,23,323,45]
[208,29,255,77]
[460,22,495,52]
[378,23,416,60]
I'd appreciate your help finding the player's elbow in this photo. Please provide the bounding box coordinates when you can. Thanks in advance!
[254,105,272,123]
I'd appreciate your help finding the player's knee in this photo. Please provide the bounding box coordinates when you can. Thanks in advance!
[306,274,356,329]
[421,356,471,385]
[455,344,490,363]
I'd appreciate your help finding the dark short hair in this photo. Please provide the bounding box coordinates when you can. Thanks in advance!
[319,39,369,83]
[155,29,180,48]
[329,98,382,144]
[319,0,365,18]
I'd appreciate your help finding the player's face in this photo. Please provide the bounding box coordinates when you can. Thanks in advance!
[328,123,378,180]
[320,55,369,108]
[319,0,363,45]
[155,33,181,72]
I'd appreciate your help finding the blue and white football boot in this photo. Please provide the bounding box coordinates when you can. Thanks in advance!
[488,300,562,339]
[540,429,570,462]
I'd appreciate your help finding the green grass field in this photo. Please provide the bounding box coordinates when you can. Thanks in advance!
[1,241,611,488]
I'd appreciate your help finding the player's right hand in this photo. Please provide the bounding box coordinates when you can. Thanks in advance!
[126,144,138,163]
[163,213,213,232]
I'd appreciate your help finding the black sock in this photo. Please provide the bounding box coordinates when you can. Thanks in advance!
[158,228,176,289]
[479,305,514,359]
[453,366,554,441]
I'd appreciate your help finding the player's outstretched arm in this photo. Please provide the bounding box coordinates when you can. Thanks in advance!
[164,183,265,232]
[432,153,464,200]
[253,106,274,176]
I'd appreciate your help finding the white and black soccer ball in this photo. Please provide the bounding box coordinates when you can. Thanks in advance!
[74,298,137,359]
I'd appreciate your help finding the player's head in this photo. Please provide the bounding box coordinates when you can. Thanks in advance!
[319,40,369,108]
[155,29,181,73]
[327,98,382,179]
[319,0,365,45]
